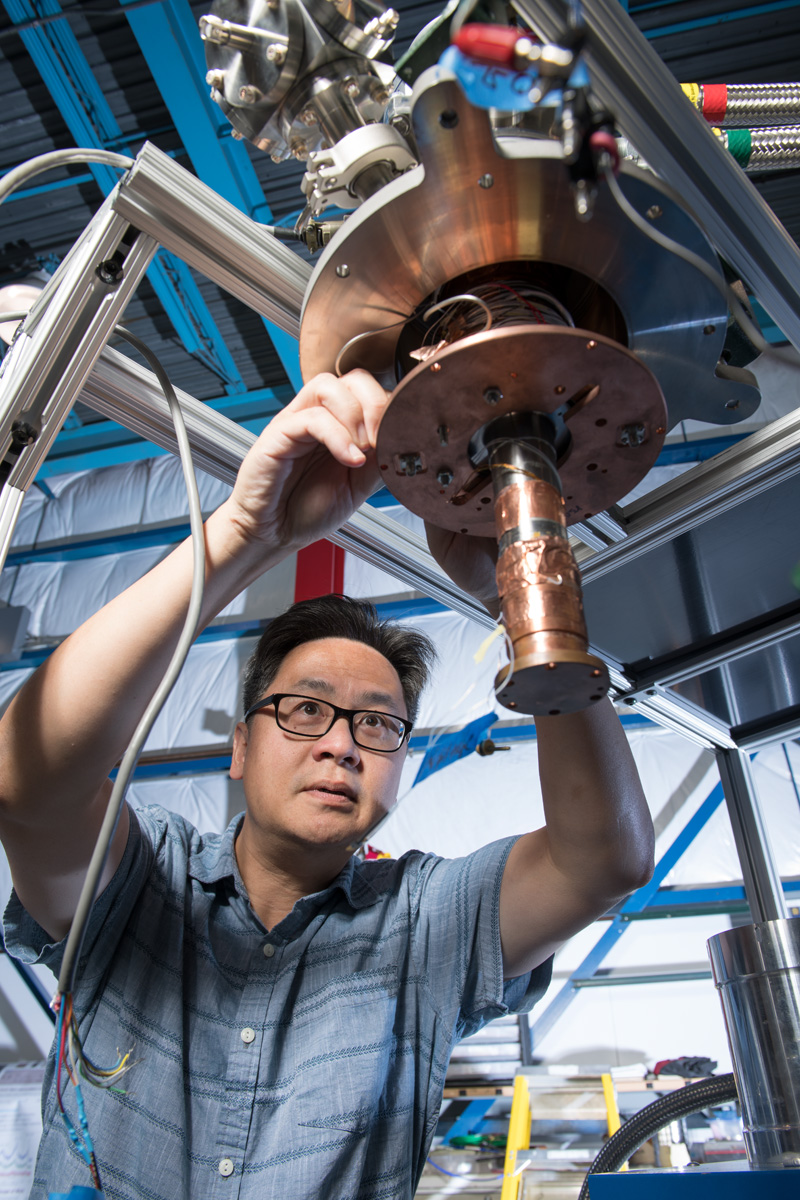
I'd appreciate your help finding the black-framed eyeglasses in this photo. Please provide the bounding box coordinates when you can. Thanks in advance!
[244,693,412,753]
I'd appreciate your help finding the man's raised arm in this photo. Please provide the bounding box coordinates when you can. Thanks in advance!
[0,371,389,940]
[424,523,654,979]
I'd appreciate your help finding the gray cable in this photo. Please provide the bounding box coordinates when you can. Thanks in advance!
[601,163,799,368]
[56,326,206,996]
[0,149,134,205]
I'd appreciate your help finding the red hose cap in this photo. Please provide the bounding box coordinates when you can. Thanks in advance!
[453,23,523,68]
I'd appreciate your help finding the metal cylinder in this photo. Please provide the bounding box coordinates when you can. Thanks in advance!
[708,918,800,1168]
[486,412,609,716]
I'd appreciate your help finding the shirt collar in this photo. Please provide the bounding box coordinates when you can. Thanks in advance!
[187,812,383,910]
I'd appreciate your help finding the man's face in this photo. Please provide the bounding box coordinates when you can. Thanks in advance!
[231,637,409,852]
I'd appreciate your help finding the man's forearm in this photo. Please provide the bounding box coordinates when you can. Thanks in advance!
[535,698,655,902]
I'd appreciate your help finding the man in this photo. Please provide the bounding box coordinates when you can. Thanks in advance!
[0,370,654,1199]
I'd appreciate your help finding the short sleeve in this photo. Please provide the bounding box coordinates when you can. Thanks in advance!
[2,804,154,984]
[410,836,552,1038]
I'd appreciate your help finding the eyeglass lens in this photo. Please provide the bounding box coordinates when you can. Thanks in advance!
[276,696,405,750]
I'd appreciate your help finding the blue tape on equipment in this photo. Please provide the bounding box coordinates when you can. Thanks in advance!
[439,46,538,111]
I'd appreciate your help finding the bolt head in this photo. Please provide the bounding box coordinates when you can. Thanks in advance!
[299,108,318,126]
[436,467,454,487]
[478,173,494,189]
[483,386,503,406]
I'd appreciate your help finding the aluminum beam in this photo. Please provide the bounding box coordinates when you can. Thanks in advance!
[113,144,310,339]
[716,748,788,923]
[620,605,800,696]
[576,405,800,585]
[512,0,800,351]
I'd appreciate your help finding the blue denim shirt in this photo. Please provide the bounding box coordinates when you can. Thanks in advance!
[5,806,551,1200]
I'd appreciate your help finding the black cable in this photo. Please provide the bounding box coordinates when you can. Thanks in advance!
[578,1073,739,1200]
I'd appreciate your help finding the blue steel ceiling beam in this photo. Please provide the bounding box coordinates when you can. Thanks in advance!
[2,0,248,394]
[119,0,304,391]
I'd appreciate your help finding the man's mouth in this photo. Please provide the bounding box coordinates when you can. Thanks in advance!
[306,783,357,803]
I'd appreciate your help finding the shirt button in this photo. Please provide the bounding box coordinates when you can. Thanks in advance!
[262,942,275,958]
[218,1158,234,1177]
[240,1027,256,1044]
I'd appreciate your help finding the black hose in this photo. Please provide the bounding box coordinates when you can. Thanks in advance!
[578,1073,739,1200]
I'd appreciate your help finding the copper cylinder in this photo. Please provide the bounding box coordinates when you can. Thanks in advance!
[486,419,609,715]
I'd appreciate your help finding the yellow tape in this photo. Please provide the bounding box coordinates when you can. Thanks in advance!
[681,82,701,107]
[474,624,504,664]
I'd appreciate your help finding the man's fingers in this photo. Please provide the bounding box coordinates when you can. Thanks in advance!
[285,371,390,452]
[338,369,391,448]
[262,404,367,468]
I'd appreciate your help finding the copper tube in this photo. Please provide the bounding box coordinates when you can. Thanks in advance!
[495,479,566,533]
[485,417,608,713]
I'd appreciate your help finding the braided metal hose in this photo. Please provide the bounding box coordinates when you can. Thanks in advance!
[683,82,800,127]
[577,1073,739,1200]
[714,126,800,172]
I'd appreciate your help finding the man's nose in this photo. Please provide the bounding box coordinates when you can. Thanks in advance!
[314,714,360,758]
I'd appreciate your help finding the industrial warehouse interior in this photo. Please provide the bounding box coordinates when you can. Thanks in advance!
[0,0,799,1193]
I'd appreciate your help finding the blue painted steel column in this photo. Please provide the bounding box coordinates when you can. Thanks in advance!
[529,778,727,1047]
[2,0,248,394]
[119,0,304,391]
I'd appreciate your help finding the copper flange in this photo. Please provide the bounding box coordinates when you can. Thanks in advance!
[374,324,667,532]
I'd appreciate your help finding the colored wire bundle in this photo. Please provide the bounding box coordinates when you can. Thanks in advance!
[420,282,573,356]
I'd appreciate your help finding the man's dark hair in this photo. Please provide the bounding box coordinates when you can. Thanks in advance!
[241,595,436,724]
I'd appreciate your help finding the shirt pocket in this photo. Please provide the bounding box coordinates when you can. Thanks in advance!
[292,965,399,1134]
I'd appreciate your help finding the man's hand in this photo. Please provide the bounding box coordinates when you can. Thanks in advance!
[227,370,390,555]
[424,524,500,619]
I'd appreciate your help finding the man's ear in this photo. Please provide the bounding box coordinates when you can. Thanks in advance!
[230,721,249,780]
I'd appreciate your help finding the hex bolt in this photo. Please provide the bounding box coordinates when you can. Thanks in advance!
[239,85,261,103]
[205,69,225,89]
[11,420,37,448]
[436,467,454,487]
[231,129,244,140]
[299,108,318,127]
[266,43,287,64]
[340,77,360,99]
[478,173,494,189]
[483,386,503,406]
[97,259,123,285]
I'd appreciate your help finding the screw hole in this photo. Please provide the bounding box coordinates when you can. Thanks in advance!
[439,109,459,129]
[549,709,561,716]
[595,418,607,427]
[587,462,598,471]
